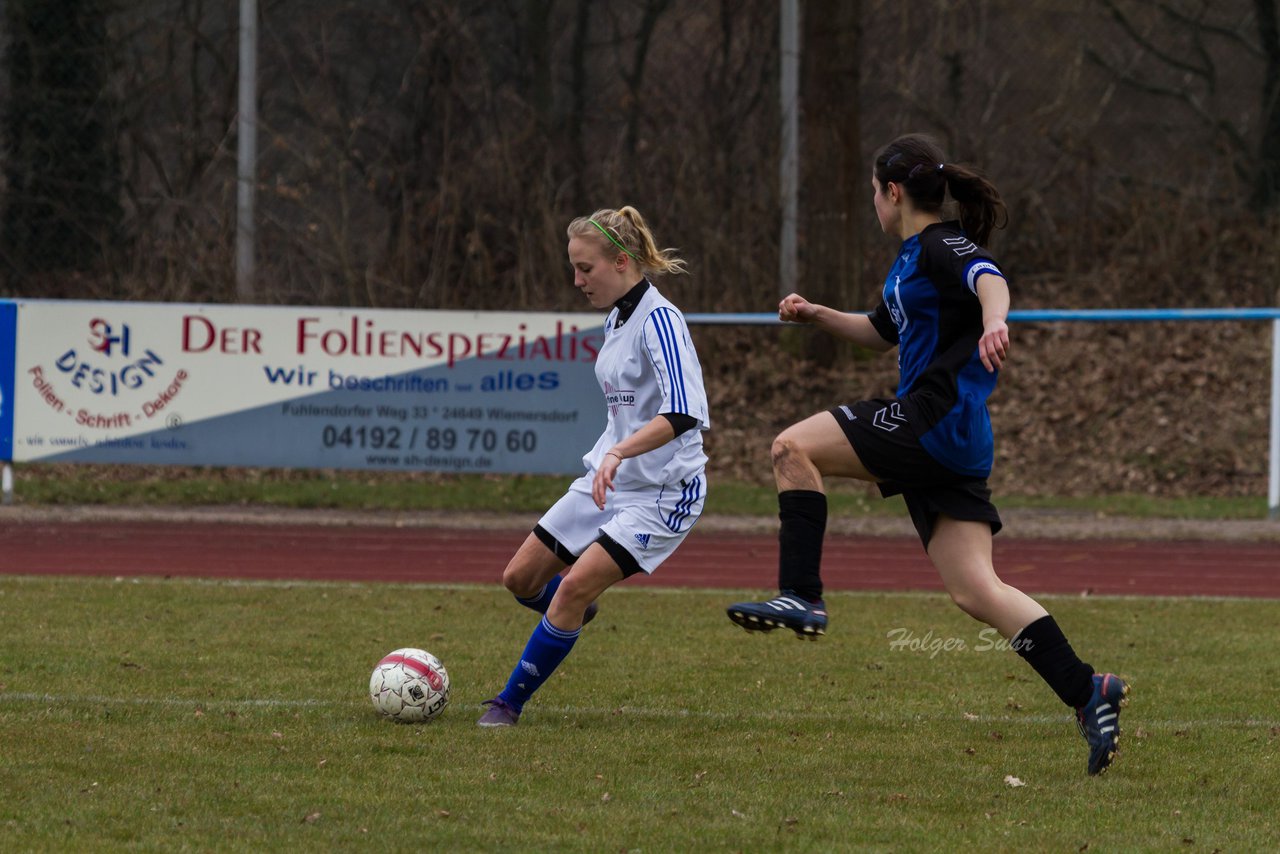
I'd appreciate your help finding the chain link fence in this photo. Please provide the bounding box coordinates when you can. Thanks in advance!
[1,0,1277,312]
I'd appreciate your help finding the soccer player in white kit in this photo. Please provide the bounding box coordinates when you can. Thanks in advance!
[477,206,710,727]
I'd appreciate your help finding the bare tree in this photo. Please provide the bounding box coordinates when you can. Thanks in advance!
[2,0,123,291]
[5,0,1271,312]
[110,0,239,301]
[799,0,862,365]
[1085,0,1278,209]
[1254,0,1280,209]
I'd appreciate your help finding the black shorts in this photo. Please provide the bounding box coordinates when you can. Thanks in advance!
[828,400,1002,549]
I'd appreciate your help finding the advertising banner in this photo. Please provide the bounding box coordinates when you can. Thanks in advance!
[0,300,606,474]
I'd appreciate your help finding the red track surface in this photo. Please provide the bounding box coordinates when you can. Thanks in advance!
[1,519,1277,598]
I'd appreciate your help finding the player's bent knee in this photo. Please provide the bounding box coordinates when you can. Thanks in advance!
[501,562,542,598]
[546,589,593,628]
[770,432,808,469]
[947,589,982,619]
[947,583,993,617]
[553,575,593,609]
[947,584,1000,623]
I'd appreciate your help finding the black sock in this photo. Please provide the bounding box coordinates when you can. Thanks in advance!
[1013,615,1096,708]
[777,490,827,601]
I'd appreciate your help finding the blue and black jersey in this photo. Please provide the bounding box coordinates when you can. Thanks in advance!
[867,221,1007,479]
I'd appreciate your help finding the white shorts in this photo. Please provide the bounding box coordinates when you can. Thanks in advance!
[537,472,707,575]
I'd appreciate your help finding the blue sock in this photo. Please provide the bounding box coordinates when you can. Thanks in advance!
[498,615,579,712]
[515,575,562,613]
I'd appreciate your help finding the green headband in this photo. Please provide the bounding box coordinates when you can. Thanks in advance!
[588,218,641,263]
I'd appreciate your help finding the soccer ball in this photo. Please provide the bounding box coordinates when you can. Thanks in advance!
[369,648,450,723]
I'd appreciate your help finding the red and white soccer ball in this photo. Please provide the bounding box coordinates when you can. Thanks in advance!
[369,648,450,723]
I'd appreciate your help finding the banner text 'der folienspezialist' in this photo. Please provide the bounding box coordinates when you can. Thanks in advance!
[0,300,606,474]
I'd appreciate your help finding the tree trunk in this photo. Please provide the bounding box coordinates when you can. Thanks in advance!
[1253,0,1280,212]
[622,0,671,174]
[799,0,862,366]
[1,0,122,285]
[569,0,592,210]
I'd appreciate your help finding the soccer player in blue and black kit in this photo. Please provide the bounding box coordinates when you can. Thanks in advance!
[726,134,1130,775]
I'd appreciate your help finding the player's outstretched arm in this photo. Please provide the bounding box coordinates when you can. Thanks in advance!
[778,293,893,352]
[975,273,1010,372]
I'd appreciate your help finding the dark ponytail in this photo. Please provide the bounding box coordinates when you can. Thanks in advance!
[874,133,1008,245]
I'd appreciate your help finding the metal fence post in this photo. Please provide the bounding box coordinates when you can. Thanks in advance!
[1270,317,1279,519]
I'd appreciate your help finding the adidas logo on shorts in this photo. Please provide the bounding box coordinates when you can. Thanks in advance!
[634,533,652,550]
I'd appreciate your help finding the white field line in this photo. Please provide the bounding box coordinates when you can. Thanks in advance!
[2,573,1276,604]
[0,692,335,709]
[0,691,1277,731]
[0,574,953,598]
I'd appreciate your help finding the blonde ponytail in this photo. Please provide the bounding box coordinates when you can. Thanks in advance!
[567,206,688,276]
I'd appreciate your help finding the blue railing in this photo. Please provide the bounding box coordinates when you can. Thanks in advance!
[687,308,1280,324]
[686,308,1280,520]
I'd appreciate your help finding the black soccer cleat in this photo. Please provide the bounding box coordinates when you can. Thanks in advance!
[726,591,827,640]
[1076,672,1130,775]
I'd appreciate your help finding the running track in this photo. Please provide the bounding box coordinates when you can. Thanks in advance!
[1,518,1277,598]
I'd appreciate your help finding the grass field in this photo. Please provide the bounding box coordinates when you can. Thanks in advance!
[8,463,1271,520]
[2,575,1278,851]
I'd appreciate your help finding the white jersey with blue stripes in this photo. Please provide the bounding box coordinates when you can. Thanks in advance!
[585,284,709,489]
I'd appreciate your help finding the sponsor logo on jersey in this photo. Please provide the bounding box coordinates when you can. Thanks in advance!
[943,235,978,256]
[603,381,636,417]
